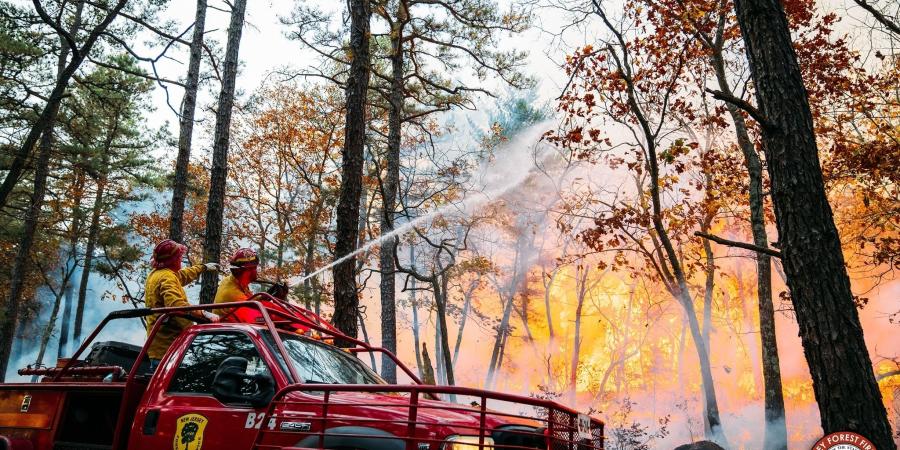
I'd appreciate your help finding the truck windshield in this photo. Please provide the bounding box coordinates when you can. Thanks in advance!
[264,332,385,385]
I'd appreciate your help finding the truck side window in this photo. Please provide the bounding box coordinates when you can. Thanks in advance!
[168,333,269,395]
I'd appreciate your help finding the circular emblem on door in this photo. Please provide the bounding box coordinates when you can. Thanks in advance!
[174,413,208,450]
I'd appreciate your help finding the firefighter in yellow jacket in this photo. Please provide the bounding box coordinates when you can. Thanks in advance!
[213,248,259,318]
[144,239,221,365]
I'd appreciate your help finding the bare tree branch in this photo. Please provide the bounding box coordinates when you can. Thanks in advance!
[694,231,782,258]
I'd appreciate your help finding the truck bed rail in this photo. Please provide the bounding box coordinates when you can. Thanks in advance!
[252,383,604,450]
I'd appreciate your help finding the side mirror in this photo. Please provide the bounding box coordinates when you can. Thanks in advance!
[211,357,275,408]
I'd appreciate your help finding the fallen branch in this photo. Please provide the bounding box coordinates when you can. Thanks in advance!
[694,231,782,258]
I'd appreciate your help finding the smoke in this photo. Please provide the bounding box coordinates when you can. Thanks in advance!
[295,121,559,285]
[5,191,164,381]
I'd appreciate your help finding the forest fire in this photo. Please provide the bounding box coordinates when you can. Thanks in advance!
[1,0,898,449]
[378,238,899,448]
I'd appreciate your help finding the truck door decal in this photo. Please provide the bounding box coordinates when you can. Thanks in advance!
[174,413,208,450]
[245,412,277,430]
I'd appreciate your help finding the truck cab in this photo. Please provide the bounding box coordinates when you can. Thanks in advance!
[1,297,603,450]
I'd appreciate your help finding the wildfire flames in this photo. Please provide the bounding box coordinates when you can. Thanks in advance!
[361,212,900,449]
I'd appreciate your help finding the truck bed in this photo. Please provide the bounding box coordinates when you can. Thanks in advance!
[0,383,126,450]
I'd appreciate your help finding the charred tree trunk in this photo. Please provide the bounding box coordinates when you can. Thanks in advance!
[709,45,787,449]
[199,0,247,304]
[732,0,894,446]
[168,0,207,242]
[378,0,407,385]
[332,0,372,340]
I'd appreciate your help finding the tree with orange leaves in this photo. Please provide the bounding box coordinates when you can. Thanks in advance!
[551,2,735,438]
[550,0,892,443]
[229,82,345,309]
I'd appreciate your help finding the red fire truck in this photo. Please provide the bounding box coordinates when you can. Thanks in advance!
[0,294,604,450]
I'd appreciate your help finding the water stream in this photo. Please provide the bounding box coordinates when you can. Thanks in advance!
[294,124,552,285]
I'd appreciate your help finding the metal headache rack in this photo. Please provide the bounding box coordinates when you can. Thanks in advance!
[252,383,604,450]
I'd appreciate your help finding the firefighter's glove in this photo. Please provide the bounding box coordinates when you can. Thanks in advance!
[204,263,221,272]
[202,311,221,323]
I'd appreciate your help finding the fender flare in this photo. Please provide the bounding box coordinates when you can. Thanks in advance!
[294,426,406,450]
[0,436,34,450]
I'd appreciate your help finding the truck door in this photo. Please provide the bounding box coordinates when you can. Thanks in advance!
[132,331,275,450]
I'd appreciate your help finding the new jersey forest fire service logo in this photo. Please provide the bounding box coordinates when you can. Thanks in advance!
[811,432,875,450]
[174,413,208,450]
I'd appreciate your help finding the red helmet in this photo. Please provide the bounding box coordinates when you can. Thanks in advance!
[151,239,187,269]
[229,248,259,269]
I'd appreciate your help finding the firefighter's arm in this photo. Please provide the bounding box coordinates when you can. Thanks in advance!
[159,275,220,323]
[159,275,192,309]
[175,265,206,286]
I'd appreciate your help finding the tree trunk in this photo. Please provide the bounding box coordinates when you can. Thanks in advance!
[57,275,75,359]
[676,318,686,390]
[710,46,787,450]
[485,291,515,388]
[495,321,510,388]
[678,289,724,442]
[432,275,455,386]
[302,231,318,309]
[357,311,378,370]
[32,288,65,382]
[73,109,118,343]
[637,75,725,439]
[331,0,372,340]
[649,157,726,441]
[199,0,247,304]
[434,309,444,385]
[421,343,435,385]
[701,218,715,354]
[732,0,894,446]
[58,172,86,359]
[543,269,559,339]
[378,0,407,384]
[34,263,79,376]
[74,170,108,344]
[410,248,424,379]
[168,0,207,242]
[568,265,589,403]
[452,283,475,368]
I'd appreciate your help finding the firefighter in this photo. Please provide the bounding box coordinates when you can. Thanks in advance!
[144,239,220,366]
[213,248,260,318]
